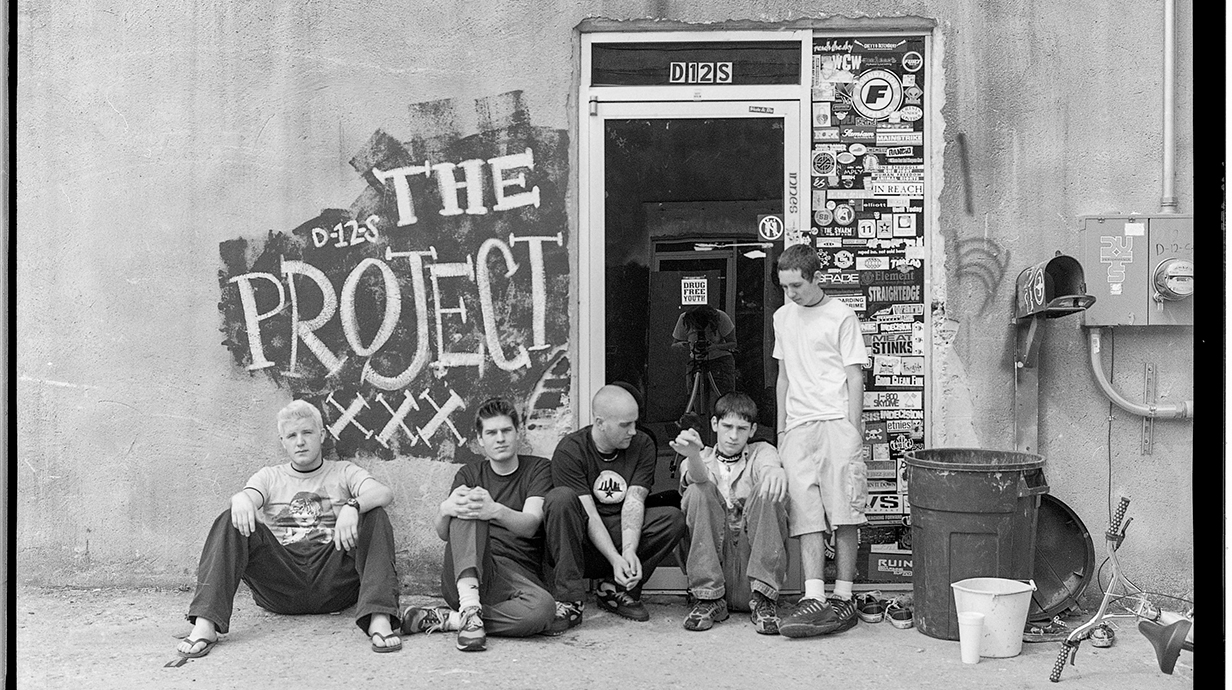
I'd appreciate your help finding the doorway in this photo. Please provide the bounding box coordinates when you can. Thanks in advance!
[590,102,798,448]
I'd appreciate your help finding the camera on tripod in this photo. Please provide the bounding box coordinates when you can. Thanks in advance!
[680,306,719,369]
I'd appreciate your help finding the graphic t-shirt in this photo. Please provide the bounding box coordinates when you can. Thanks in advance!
[551,426,656,517]
[451,455,552,574]
[245,460,374,546]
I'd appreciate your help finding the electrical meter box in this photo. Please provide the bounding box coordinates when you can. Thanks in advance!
[1081,215,1193,327]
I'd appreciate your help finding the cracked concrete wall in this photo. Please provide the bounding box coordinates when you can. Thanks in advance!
[18,0,1191,599]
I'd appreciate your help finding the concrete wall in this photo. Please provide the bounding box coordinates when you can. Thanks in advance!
[17,0,1192,599]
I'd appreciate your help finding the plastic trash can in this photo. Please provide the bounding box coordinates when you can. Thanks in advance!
[904,448,1048,640]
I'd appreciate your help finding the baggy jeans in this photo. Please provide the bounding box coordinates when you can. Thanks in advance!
[681,481,789,612]
[186,507,401,634]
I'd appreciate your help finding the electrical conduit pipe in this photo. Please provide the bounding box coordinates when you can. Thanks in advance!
[1087,329,1192,419]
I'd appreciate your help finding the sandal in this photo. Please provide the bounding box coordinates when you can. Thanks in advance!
[856,592,886,624]
[886,599,914,629]
[370,631,403,653]
[1024,616,1071,643]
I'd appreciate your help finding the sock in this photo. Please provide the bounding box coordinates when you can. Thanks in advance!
[457,576,481,611]
[833,580,854,600]
[804,579,826,601]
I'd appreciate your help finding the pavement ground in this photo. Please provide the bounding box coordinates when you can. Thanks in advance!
[15,585,1195,690]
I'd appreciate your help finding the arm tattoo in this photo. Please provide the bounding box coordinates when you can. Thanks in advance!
[621,486,648,552]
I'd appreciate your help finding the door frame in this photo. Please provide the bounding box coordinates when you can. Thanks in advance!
[578,32,809,422]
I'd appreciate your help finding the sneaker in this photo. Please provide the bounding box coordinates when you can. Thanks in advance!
[780,596,857,638]
[455,606,486,652]
[855,592,886,624]
[749,591,780,635]
[596,586,650,622]
[540,600,584,636]
[683,598,729,631]
[886,599,914,629]
[401,606,454,635]
[824,596,859,635]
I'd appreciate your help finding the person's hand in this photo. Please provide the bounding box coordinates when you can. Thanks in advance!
[668,428,705,458]
[441,485,472,519]
[334,502,359,551]
[622,550,643,585]
[758,467,788,503]
[464,487,501,521]
[610,552,642,589]
[230,491,259,537]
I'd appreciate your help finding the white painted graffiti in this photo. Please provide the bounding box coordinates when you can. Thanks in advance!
[228,233,562,385]
[327,389,466,450]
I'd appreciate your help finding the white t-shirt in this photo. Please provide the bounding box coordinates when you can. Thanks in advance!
[772,297,868,431]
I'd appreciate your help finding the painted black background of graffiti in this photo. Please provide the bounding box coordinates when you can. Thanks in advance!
[219,92,570,463]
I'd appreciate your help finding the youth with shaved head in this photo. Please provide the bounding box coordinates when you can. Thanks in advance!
[541,385,686,632]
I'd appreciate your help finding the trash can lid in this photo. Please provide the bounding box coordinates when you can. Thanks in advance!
[903,447,1044,471]
[1028,494,1095,622]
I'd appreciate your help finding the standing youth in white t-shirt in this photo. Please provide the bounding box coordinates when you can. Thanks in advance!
[771,243,869,638]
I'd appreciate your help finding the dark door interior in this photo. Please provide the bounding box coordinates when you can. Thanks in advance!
[603,116,785,489]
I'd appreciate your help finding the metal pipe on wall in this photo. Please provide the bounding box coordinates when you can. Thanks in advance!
[1159,0,1178,213]
[1087,329,1192,419]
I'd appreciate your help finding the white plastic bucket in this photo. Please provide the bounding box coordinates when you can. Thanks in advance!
[950,578,1037,658]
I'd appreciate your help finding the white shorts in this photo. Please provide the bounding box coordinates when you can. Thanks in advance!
[779,418,868,536]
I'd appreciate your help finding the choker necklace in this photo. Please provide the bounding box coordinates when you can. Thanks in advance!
[597,448,619,461]
[716,450,742,464]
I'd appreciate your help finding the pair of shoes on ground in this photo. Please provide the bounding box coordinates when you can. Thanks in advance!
[852,592,913,628]
[779,595,859,638]
[402,605,486,651]
[596,584,649,622]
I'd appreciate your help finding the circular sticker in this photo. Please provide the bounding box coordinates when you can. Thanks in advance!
[852,70,903,121]
[812,150,837,176]
[902,51,924,73]
[758,215,784,241]
[834,204,855,226]
[814,209,834,226]
[899,105,923,122]
[826,200,837,210]
[834,250,855,269]
[848,143,867,156]
[836,152,856,165]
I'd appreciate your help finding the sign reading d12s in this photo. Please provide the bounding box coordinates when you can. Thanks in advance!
[852,70,903,120]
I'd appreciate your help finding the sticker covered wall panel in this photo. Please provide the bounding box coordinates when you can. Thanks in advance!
[810,35,927,544]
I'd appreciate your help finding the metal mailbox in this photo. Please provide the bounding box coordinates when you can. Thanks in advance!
[1013,254,1095,321]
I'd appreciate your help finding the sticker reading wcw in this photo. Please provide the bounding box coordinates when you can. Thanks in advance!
[218,92,571,463]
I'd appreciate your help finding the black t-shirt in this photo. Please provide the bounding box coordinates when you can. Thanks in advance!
[451,455,552,574]
[550,426,656,517]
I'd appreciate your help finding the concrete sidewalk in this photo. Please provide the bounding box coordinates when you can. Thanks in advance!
[15,585,1194,690]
